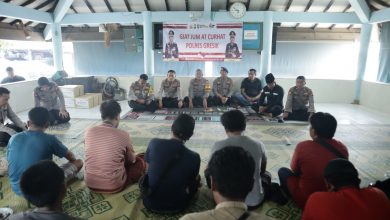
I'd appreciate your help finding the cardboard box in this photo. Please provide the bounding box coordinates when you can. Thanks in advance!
[59,85,84,98]
[86,93,102,106]
[75,95,94,108]
[64,97,75,108]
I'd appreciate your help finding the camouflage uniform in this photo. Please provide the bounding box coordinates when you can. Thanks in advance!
[34,82,70,125]
[212,76,235,106]
[157,79,182,108]
[284,86,315,121]
[184,78,211,107]
[128,80,157,112]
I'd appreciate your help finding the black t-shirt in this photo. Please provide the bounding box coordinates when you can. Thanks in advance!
[241,78,262,97]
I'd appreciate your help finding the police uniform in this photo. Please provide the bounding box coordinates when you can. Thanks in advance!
[183,78,211,107]
[34,82,70,125]
[165,42,179,59]
[284,86,315,121]
[212,77,235,106]
[157,78,182,108]
[0,104,26,146]
[225,43,240,59]
[128,80,158,112]
[258,84,284,117]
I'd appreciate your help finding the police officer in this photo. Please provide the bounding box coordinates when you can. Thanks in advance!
[157,70,183,109]
[128,74,158,112]
[34,77,70,125]
[225,31,240,59]
[283,76,315,121]
[212,67,235,106]
[258,73,284,117]
[183,69,211,109]
[165,30,179,59]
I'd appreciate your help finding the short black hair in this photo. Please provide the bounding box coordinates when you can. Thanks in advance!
[221,110,246,132]
[20,160,65,207]
[324,159,360,190]
[0,87,10,96]
[38,77,50,86]
[100,100,121,120]
[310,112,337,139]
[168,70,176,74]
[297,75,306,81]
[171,114,195,141]
[28,107,50,128]
[265,73,275,84]
[6,67,13,72]
[208,147,255,200]
[169,30,174,35]
[140,74,148,81]
[249,69,256,74]
[220,67,228,73]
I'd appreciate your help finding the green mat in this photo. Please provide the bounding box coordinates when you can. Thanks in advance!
[1,120,389,220]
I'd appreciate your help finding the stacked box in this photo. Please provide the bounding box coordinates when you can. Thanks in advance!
[75,95,95,109]
[59,85,85,108]
[86,93,103,106]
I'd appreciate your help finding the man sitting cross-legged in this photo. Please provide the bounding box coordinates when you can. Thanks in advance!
[7,107,83,196]
[212,110,268,209]
[181,147,271,220]
[9,160,84,220]
[85,100,146,193]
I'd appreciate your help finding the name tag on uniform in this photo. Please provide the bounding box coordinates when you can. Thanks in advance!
[273,93,279,95]
[264,92,270,94]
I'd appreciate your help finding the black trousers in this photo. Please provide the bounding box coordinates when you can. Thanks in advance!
[183,96,212,108]
[211,96,239,106]
[285,109,310,121]
[128,100,158,112]
[162,97,179,108]
[262,105,283,117]
[0,123,24,146]
[49,109,71,125]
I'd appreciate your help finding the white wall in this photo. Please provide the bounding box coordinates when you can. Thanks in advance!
[2,80,37,113]
[360,81,390,115]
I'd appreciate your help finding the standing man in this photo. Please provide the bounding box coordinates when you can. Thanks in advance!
[212,67,234,106]
[34,77,70,125]
[157,70,183,109]
[128,74,158,112]
[1,67,25,84]
[0,87,26,146]
[165,30,179,59]
[225,31,240,59]
[258,73,284,117]
[283,76,315,121]
[183,69,211,109]
[235,69,262,108]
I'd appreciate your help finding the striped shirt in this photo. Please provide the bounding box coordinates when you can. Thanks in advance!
[84,123,135,192]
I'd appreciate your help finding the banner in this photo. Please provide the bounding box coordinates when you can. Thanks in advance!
[163,22,243,61]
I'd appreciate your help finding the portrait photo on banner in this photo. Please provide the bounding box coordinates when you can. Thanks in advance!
[162,22,243,62]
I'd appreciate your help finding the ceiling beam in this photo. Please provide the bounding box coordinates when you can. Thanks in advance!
[372,0,390,7]
[370,7,390,23]
[329,4,351,30]
[185,0,189,11]
[226,0,230,11]
[348,0,370,23]
[285,0,293,11]
[124,0,132,11]
[61,12,143,25]
[0,1,53,24]
[312,0,334,29]
[20,0,36,7]
[294,0,313,28]
[265,0,271,10]
[104,0,114,12]
[144,0,150,11]
[83,0,95,13]
[43,0,73,40]
[164,0,170,11]
[246,0,251,10]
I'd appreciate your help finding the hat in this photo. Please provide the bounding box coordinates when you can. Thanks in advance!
[229,31,236,36]
[265,73,275,84]
[38,77,51,86]
[324,159,358,180]
[221,67,228,73]
[168,30,174,36]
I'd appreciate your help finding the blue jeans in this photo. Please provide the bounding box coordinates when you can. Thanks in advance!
[234,92,251,106]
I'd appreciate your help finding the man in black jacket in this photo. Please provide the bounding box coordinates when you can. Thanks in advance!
[258,73,284,117]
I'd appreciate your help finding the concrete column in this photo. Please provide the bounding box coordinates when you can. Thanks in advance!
[143,11,154,84]
[260,12,273,81]
[354,23,373,103]
[51,23,64,71]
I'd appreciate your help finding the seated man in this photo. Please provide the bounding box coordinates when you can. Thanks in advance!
[0,87,26,146]
[302,159,390,220]
[85,100,146,193]
[183,69,211,109]
[9,160,84,220]
[157,70,183,108]
[258,73,284,117]
[7,107,83,196]
[1,67,25,84]
[128,74,158,112]
[234,69,262,108]
[283,76,315,121]
[181,147,269,220]
[211,67,234,106]
[143,114,200,213]
[212,110,267,209]
[34,77,70,125]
